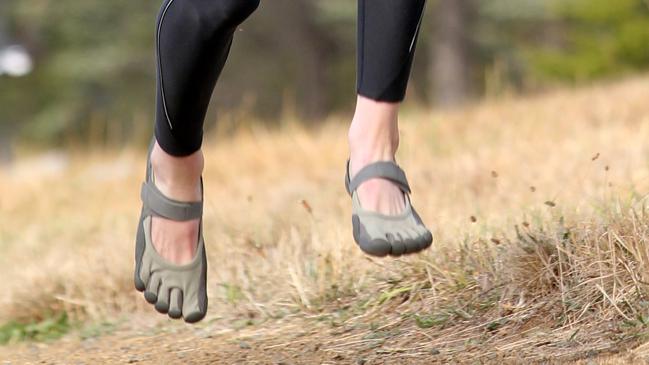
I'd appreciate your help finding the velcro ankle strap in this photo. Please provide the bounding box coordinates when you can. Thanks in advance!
[347,161,411,195]
[140,181,203,221]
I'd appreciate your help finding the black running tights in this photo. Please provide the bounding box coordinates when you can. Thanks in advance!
[154,0,426,156]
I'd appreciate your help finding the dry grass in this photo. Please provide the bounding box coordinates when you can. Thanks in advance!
[2,75,649,362]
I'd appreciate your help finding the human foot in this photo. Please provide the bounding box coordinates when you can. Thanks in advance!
[134,139,208,322]
[348,96,406,215]
[149,141,203,265]
[346,96,432,257]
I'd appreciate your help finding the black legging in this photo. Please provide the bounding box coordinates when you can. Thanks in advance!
[154,0,426,156]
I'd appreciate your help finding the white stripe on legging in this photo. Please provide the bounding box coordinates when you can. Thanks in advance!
[409,0,427,53]
[157,0,177,130]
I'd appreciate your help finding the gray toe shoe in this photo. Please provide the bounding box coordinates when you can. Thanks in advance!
[134,141,208,323]
[345,160,433,257]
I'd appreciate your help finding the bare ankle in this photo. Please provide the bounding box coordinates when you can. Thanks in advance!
[150,141,203,201]
[348,96,400,174]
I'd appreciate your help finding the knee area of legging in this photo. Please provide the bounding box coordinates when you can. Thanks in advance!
[203,0,260,29]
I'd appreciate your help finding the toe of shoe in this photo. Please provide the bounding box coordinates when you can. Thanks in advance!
[388,239,407,257]
[400,228,433,255]
[403,238,422,254]
[358,238,392,257]
[143,291,157,304]
[168,309,183,319]
[419,230,433,249]
[155,301,169,314]
[134,273,146,292]
[183,310,207,324]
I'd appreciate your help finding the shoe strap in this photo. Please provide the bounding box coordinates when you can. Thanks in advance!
[141,180,203,221]
[346,160,411,196]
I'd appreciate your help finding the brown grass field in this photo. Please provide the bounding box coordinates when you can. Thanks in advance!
[2,76,649,364]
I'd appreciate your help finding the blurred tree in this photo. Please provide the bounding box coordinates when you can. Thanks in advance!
[2,0,157,146]
[527,0,649,82]
[474,0,554,95]
[1,0,20,162]
[219,0,342,122]
[430,0,474,107]
[2,0,649,149]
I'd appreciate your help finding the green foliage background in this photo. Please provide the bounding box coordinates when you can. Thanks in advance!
[1,0,649,148]
[529,0,649,81]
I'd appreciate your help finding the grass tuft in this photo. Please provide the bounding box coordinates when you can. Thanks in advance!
[0,313,71,344]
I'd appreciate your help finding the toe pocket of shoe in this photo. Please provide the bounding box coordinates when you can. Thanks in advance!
[144,274,161,304]
[403,237,421,254]
[353,216,391,257]
[419,229,433,249]
[138,266,151,292]
[155,285,170,314]
[134,221,147,292]
[184,310,206,324]
[401,228,424,253]
[359,238,391,257]
[134,270,146,292]
[168,288,183,319]
[411,229,432,252]
[387,233,406,256]
[182,293,204,324]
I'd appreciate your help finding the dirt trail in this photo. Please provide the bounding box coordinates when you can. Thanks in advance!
[1,316,422,365]
[2,313,646,365]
